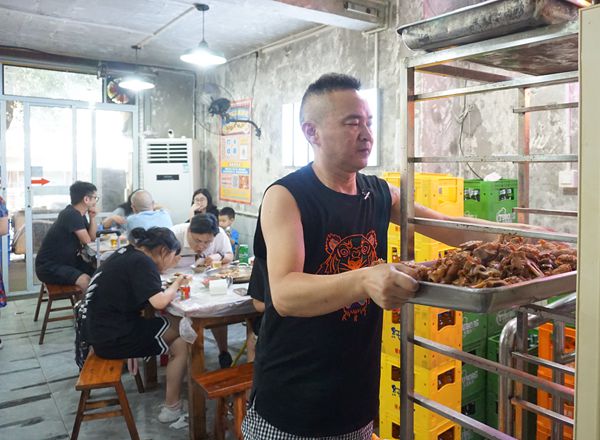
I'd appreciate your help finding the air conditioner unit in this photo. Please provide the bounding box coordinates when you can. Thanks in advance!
[142,138,194,225]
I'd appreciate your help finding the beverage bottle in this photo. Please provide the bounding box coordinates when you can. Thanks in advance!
[391,247,400,263]
[238,244,249,264]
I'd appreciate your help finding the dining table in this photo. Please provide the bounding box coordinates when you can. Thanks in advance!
[163,257,260,440]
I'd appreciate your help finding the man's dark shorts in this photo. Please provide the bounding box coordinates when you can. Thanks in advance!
[36,259,95,285]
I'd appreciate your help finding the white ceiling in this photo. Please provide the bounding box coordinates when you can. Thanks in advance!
[0,0,385,70]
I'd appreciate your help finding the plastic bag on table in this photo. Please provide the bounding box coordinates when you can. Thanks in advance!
[179,317,197,344]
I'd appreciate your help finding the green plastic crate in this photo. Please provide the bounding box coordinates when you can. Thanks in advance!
[487,333,539,398]
[463,312,487,347]
[464,179,518,223]
[486,334,500,396]
[462,393,486,440]
[486,309,517,337]
[486,391,498,429]
[463,339,487,400]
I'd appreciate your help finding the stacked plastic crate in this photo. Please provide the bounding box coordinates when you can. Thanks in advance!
[461,179,520,435]
[536,323,575,439]
[380,172,463,439]
[461,312,488,440]
[463,179,518,223]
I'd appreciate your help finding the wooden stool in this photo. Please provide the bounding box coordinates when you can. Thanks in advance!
[34,283,82,344]
[194,362,254,440]
[71,351,141,440]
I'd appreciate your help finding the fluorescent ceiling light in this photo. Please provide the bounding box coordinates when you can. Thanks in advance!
[180,40,226,67]
[181,3,227,68]
[120,45,155,92]
[119,76,155,91]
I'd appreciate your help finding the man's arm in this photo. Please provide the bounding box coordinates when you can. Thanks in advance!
[74,229,93,245]
[87,209,97,243]
[388,182,544,247]
[262,185,417,318]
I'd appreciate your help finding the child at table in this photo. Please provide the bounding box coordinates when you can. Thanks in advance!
[81,227,191,423]
[218,207,239,250]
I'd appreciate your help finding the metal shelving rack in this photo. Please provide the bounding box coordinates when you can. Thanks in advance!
[397,20,579,440]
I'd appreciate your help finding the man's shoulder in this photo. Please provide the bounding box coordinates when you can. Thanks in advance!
[170,222,187,234]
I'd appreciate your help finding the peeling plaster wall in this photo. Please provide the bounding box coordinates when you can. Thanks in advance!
[144,69,195,139]
[196,0,578,249]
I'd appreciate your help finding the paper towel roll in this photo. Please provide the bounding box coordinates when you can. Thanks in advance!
[209,278,228,295]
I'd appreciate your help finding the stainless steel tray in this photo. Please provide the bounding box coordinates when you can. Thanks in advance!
[205,263,252,284]
[397,0,579,52]
[409,270,576,313]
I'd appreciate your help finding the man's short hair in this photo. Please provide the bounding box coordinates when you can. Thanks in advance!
[299,73,362,124]
[219,207,235,219]
[70,181,97,205]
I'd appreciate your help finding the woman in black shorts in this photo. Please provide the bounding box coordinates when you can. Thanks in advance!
[82,227,190,423]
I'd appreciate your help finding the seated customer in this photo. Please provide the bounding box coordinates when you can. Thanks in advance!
[218,207,239,249]
[102,189,139,233]
[81,227,191,423]
[36,181,98,291]
[189,188,220,220]
[125,190,173,239]
[171,214,234,367]
[171,213,233,266]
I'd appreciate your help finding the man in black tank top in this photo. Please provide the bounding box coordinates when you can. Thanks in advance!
[244,74,524,439]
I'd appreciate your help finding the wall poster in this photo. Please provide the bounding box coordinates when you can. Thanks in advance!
[219,99,252,204]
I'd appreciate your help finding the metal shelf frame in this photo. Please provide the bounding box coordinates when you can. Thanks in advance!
[397,20,579,440]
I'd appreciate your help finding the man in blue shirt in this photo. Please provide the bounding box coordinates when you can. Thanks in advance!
[125,190,173,239]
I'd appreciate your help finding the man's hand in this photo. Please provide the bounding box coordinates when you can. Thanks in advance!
[88,207,97,219]
[362,263,419,310]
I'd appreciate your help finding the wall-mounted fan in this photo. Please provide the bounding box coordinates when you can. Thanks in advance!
[197,80,261,139]
[106,77,135,104]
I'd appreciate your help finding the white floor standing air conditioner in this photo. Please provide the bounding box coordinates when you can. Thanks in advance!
[142,138,194,225]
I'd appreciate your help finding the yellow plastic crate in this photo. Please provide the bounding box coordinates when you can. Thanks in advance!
[379,412,461,440]
[381,308,463,360]
[388,223,400,245]
[415,305,463,349]
[414,173,464,216]
[383,172,462,264]
[382,310,457,369]
[414,233,456,263]
[379,353,462,430]
[382,171,401,188]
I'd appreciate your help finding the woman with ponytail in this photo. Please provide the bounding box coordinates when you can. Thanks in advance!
[82,227,191,423]
[170,213,235,368]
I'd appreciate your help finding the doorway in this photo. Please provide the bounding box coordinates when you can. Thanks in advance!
[1,99,136,295]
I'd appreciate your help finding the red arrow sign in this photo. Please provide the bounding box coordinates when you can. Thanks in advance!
[31,178,50,185]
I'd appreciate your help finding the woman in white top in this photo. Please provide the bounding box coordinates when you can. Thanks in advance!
[170,213,235,368]
[170,213,233,266]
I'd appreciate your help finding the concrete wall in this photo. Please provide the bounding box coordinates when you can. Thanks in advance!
[195,0,578,251]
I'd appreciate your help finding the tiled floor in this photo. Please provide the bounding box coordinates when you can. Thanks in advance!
[0,296,248,439]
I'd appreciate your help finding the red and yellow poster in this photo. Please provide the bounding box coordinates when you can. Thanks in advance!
[219,99,252,204]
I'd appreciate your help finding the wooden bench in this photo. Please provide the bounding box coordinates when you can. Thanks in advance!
[34,283,82,344]
[193,362,254,440]
[71,351,141,440]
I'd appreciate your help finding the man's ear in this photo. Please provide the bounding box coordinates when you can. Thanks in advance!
[302,122,318,146]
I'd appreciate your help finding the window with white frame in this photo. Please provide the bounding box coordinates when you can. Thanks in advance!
[282,88,379,167]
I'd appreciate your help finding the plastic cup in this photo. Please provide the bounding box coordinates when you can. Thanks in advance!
[180,286,191,300]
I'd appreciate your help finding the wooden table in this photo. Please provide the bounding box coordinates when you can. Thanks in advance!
[186,311,260,440]
[160,259,259,439]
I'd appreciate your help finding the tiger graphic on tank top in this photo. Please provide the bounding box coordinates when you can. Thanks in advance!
[317,230,378,321]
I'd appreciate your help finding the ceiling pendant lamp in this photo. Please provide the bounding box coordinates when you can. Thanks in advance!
[180,3,226,67]
[120,45,155,91]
